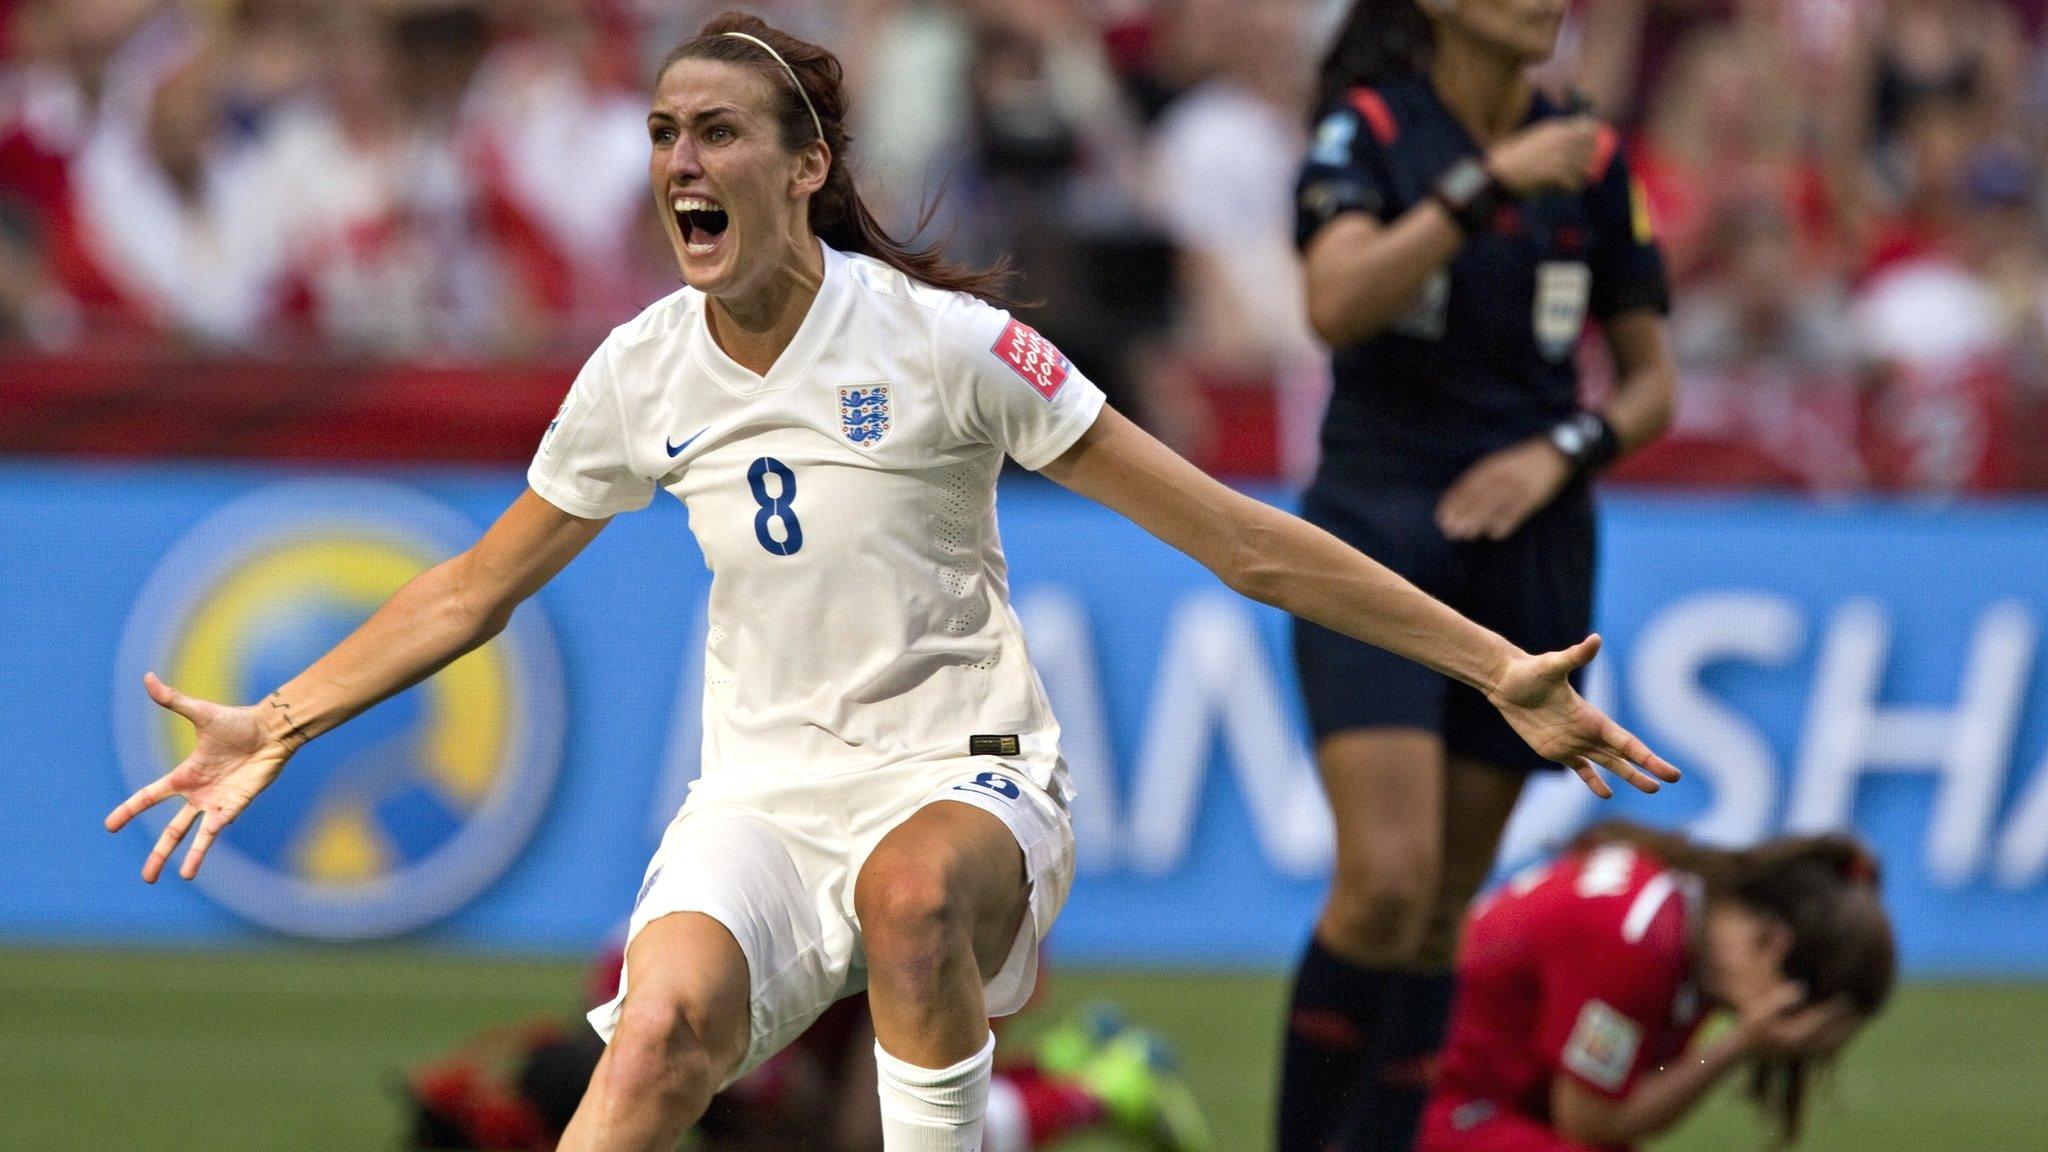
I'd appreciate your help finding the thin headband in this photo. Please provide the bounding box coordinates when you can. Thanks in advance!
[720,32,826,147]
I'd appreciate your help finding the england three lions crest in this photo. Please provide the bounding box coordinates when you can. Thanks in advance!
[839,385,892,448]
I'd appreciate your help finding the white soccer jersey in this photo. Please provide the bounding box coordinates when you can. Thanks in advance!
[528,241,1104,800]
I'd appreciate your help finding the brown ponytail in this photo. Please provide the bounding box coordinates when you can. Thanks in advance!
[1571,822,1897,1143]
[660,12,1021,307]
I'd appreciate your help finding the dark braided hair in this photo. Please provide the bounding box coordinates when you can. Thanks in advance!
[661,12,1018,306]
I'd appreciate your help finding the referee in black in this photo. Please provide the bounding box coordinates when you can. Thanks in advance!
[1276,1,1676,1151]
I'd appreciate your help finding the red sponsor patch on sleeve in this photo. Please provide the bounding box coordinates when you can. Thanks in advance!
[992,317,1071,401]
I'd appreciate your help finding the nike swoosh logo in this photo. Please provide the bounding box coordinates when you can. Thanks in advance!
[666,427,708,458]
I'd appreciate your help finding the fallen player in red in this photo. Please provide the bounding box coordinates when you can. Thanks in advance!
[1420,822,1895,1152]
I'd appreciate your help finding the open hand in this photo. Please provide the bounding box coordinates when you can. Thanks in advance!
[1488,635,1681,797]
[1436,436,1574,541]
[104,673,294,882]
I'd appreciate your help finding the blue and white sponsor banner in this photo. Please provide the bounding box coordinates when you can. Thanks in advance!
[5,462,2048,975]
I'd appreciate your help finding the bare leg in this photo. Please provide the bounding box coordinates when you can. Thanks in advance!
[558,911,753,1152]
[1417,756,1530,969]
[1313,728,1447,965]
[854,800,1029,1065]
[1323,754,1530,1152]
[1277,728,1445,1152]
[854,800,1030,1150]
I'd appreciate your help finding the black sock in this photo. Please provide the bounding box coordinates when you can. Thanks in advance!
[1276,936,1392,1152]
[1330,969,1457,1152]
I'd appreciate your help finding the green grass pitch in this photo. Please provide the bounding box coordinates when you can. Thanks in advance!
[1,948,2040,1151]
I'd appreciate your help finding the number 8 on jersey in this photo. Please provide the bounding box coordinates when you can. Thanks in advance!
[747,456,803,556]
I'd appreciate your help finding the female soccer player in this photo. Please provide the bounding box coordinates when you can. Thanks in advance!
[1279,1,1679,1148]
[1421,823,1895,1151]
[105,13,1676,1152]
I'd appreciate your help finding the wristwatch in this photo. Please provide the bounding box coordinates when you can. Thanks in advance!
[1431,156,1516,235]
[1549,411,1621,474]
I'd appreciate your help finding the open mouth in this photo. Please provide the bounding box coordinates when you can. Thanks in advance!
[672,195,729,257]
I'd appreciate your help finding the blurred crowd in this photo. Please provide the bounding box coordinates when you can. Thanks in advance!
[2,0,2045,490]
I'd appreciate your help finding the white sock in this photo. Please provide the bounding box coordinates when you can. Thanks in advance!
[982,1075,1032,1152]
[875,1032,997,1152]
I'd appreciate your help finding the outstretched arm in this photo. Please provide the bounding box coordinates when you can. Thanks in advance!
[1039,407,1678,796]
[105,489,608,880]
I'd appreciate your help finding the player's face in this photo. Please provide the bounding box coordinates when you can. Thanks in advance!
[1706,903,1874,1057]
[1435,0,1567,64]
[646,59,826,299]
[1703,902,1794,1011]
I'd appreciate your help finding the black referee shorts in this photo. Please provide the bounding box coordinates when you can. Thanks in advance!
[1290,479,1596,774]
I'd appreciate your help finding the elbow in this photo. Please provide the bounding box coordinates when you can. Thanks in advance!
[438,590,508,653]
[1307,295,1383,349]
[1305,277,1385,349]
[1551,1081,1644,1147]
[1552,1110,1634,1147]
[1218,517,1291,608]
[1639,367,1678,443]
[443,552,517,645]
[473,601,517,644]
[1307,298,1351,348]
[1614,351,1679,449]
[1223,560,1285,608]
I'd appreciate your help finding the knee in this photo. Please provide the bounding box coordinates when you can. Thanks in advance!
[856,849,965,980]
[1324,843,1439,956]
[1415,888,1479,969]
[603,997,730,1112]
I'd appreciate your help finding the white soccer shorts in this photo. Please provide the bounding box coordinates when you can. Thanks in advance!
[587,758,1075,1084]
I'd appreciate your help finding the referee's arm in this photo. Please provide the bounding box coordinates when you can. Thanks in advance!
[1598,308,1676,453]
[1302,209,1464,347]
[1302,117,1606,347]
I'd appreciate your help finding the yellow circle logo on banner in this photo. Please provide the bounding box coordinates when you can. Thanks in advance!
[115,481,565,939]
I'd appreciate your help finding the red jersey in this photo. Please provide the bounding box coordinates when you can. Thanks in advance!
[1421,844,1704,1152]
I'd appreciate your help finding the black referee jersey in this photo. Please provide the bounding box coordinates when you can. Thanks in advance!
[1294,73,1670,491]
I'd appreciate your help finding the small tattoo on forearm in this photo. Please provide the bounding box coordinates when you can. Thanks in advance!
[267,692,309,750]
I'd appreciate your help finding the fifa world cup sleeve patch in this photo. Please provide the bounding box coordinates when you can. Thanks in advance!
[1562,999,1641,1091]
[540,393,572,457]
[992,317,1072,401]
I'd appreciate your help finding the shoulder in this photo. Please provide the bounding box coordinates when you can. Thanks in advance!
[1543,846,1694,968]
[1305,83,1398,167]
[1471,850,1676,972]
[1352,73,1439,145]
[605,283,703,354]
[1301,74,1444,180]
[581,282,700,366]
[569,287,701,414]
[837,251,1017,360]
[839,249,959,321]
[593,286,704,377]
[1348,83,1404,147]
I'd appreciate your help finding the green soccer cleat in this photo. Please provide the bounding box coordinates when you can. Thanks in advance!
[1031,1001,1129,1077]
[1067,1025,1215,1152]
